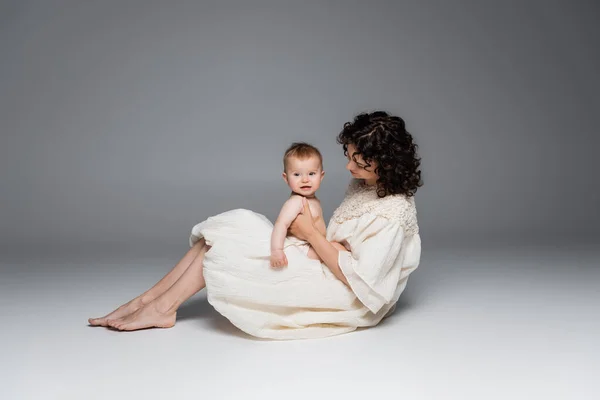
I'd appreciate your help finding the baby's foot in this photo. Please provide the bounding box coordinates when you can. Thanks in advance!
[107,302,176,331]
[88,296,146,327]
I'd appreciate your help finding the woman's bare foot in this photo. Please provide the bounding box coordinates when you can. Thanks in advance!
[88,296,149,327]
[106,301,176,331]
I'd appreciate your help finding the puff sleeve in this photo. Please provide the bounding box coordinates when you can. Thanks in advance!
[337,216,407,314]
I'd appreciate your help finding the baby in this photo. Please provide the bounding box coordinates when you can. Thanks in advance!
[270,142,327,268]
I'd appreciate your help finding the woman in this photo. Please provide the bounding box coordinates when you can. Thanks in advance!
[89,111,423,340]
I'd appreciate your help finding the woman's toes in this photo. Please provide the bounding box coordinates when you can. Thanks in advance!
[89,317,108,326]
[88,298,146,328]
[107,319,120,328]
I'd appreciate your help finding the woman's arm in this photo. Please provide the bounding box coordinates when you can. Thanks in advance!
[306,230,349,286]
[289,198,349,286]
[315,216,327,237]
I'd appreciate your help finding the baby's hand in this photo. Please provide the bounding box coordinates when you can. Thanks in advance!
[270,250,288,268]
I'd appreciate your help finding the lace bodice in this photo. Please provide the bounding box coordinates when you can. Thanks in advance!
[330,179,419,236]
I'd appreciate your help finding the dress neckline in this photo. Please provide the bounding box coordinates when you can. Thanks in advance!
[352,179,377,194]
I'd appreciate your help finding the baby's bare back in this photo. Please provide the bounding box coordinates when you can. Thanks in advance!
[285,196,325,237]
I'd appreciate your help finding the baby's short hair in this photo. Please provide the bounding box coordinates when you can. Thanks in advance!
[283,142,323,172]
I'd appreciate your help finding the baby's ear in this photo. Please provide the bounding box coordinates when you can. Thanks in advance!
[282,172,288,183]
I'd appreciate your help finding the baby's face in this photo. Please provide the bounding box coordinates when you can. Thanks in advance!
[283,156,324,196]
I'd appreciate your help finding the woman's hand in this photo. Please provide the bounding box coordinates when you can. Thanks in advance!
[289,197,317,241]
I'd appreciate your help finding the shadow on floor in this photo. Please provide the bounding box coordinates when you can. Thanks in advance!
[176,297,266,340]
[176,293,417,340]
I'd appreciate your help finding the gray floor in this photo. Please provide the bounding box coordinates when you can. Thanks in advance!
[1,241,599,400]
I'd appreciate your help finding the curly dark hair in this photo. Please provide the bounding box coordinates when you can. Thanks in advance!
[337,111,423,197]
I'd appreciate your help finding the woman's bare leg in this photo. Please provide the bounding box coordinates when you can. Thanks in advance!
[108,242,342,331]
[88,239,206,326]
[107,243,210,331]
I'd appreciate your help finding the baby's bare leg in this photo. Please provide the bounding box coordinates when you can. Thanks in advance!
[307,247,320,260]
[88,239,206,326]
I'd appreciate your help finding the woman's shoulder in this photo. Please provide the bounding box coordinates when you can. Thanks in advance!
[332,179,419,235]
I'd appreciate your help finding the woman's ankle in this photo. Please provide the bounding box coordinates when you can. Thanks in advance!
[139,293,154,305]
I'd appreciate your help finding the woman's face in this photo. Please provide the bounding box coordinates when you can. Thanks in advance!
[345,143,378,185]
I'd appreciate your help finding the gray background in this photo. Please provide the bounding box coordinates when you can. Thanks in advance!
[1,0,599,251]
[2,3,599,398]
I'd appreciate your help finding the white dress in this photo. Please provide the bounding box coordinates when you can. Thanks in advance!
[189,179,421,340]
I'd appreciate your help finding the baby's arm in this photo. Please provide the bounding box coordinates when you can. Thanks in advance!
[270,196,303,267]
